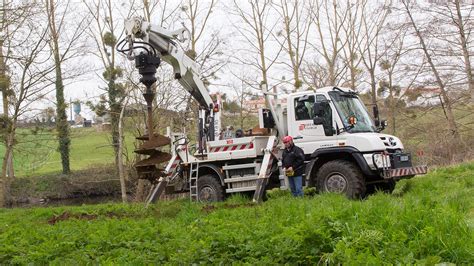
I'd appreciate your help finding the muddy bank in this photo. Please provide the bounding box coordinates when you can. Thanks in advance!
[8,165,135,207]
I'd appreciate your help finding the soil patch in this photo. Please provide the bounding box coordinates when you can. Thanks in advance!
[47,211,131,225]
[48,211,98,225]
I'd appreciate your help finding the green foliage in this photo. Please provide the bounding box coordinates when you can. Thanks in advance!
[0,163,473,264]
[103,32,117,47]
[303,186,317,196]
[102,66,123,81]
[222,99,240,114]
[0,74,11,90]
[185,49,197,60]
[266,187,291,199]
[86,95,108,117]
[294,79,302,89]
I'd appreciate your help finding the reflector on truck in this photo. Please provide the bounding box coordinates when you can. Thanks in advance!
[387,165,428,179]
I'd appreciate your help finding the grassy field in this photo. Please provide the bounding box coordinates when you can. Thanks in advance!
[0,127,137,177]
[0,162,472,264]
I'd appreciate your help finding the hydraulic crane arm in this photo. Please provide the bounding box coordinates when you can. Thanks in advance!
[122,17,213,109]
[118,17,221,150]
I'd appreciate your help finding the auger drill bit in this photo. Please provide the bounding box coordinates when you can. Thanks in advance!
[134,52,172,183]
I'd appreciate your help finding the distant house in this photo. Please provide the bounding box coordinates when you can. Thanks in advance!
[245,98,266,114]
[243,97,288,114]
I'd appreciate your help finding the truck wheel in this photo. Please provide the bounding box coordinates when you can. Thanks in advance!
[370,180,396,194]
[316,160,366,199]
[198,174,225,202]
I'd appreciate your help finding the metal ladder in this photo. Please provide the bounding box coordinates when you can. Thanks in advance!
[189,162,199,201]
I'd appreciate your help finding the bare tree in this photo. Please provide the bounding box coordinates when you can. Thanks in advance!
[83,0,131,179]
[401,0,460,141]
[301,61,329,89]
[178,0,225,132]
[308,0,349,86]
[357,0,391,106]
[427,0,473,103]
[340,0,365,90]
[0,0,25,184]
[231,0,283,94]
[0,3,57,206]
[45,0,90,174]
[378,22,425,134]
[273,0,311,92]
[452,0,474,103]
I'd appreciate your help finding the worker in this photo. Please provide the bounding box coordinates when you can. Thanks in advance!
[235,129,244,138]
[282,135,305,197]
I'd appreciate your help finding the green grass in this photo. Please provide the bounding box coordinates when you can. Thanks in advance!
[0,162,473,264]
[0,127,137,177]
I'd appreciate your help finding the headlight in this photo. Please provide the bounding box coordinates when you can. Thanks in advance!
[388,137,397,146]
[373,153,391,168]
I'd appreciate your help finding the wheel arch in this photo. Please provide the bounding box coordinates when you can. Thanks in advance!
[198,163,225,186]
[306,147,374,185]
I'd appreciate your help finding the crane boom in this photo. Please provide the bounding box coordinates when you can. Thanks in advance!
[123,17,213,109]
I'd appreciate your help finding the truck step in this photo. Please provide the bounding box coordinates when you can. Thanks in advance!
[226,186,257,193]
[222,163,258,170]
[224,175,258,183]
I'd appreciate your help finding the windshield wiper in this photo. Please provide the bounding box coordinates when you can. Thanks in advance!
[337,124,355,134]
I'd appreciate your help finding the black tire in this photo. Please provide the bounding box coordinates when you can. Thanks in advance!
[198,174,225,202]
[368,180,396,194]
[316,160,366,199]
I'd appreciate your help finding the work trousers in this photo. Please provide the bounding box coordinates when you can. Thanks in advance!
[288,175,303,197]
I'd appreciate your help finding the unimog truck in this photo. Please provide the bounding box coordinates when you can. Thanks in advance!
[118,17,427,203]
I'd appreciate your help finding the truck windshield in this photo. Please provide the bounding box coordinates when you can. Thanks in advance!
[328,91,376,133]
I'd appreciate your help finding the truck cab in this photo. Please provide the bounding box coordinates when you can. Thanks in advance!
[283,86,426,197]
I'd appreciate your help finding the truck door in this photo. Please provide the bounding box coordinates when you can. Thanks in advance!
[288,94,339,154]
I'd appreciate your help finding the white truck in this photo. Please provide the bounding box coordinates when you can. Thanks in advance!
[118,17,427,204]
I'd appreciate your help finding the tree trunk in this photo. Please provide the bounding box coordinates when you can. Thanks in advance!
[327,61,336,86]
[118,98,128,203]
[454,0,474,103]
[0,130,15,207]
[370,69,377,107]
[108,79,121,176]
[48,0,70,174]
[54,61,71,174]
[388,73,396,135]
[404,1,460,141]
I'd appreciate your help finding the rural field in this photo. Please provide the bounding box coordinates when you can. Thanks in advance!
[0,127,137,177]
[1,162,473,264]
